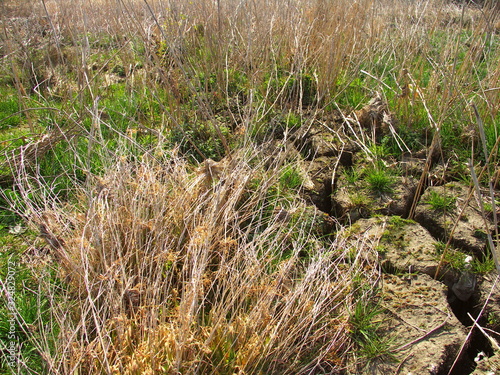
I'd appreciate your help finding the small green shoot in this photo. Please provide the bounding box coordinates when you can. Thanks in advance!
[487,312,500,327]
[349,299,394,363]
[427,191,456,212]
[366,167,394,195]
[471,254,496,274]
[279,165,303,191]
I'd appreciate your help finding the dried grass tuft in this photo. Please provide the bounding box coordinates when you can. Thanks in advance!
[11,142,380,374]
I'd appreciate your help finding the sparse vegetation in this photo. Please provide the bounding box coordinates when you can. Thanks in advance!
[350,192,371,208]
[0,0,499,373]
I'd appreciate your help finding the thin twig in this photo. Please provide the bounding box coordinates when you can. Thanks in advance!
[393,353,414,375]
[390,320,448,353]
[467,312,500,352]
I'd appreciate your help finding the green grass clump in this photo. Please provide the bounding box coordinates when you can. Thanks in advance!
[344,168,363,185]
[471,254,496,274]
[426,191,456,212]
[387,215,415,228]
[434,242,467,271]
[366,167,394,195]
[349,297,394,365]
[279,165,303,191]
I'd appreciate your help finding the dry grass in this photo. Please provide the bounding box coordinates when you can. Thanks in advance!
[1,0,500,373]
[2,0,499,118]
[11,142,380,373]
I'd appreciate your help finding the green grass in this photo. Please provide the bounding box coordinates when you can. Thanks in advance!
[0,230,58,374]
[426,191,456,212]
[366,167,395,195]
[344,168,363,185]
[335,76,369,110]
[0,94,22,130]
[387,215,415,228]
[279,165,303,191]
[471,253,496,274]
[349,298,394,364]
[434,241,467,271]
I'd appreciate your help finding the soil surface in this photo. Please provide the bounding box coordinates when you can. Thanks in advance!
[291,97,500,374]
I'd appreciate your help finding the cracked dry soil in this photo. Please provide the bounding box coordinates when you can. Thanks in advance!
[287,98,500,374]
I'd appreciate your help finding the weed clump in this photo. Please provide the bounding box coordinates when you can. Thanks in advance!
[7,145,381,373]
[427,191,457,212]
[366,167,395,195]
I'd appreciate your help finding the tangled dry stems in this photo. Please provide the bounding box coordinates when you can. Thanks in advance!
[13,144,380,374]
[2,0,499,373]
